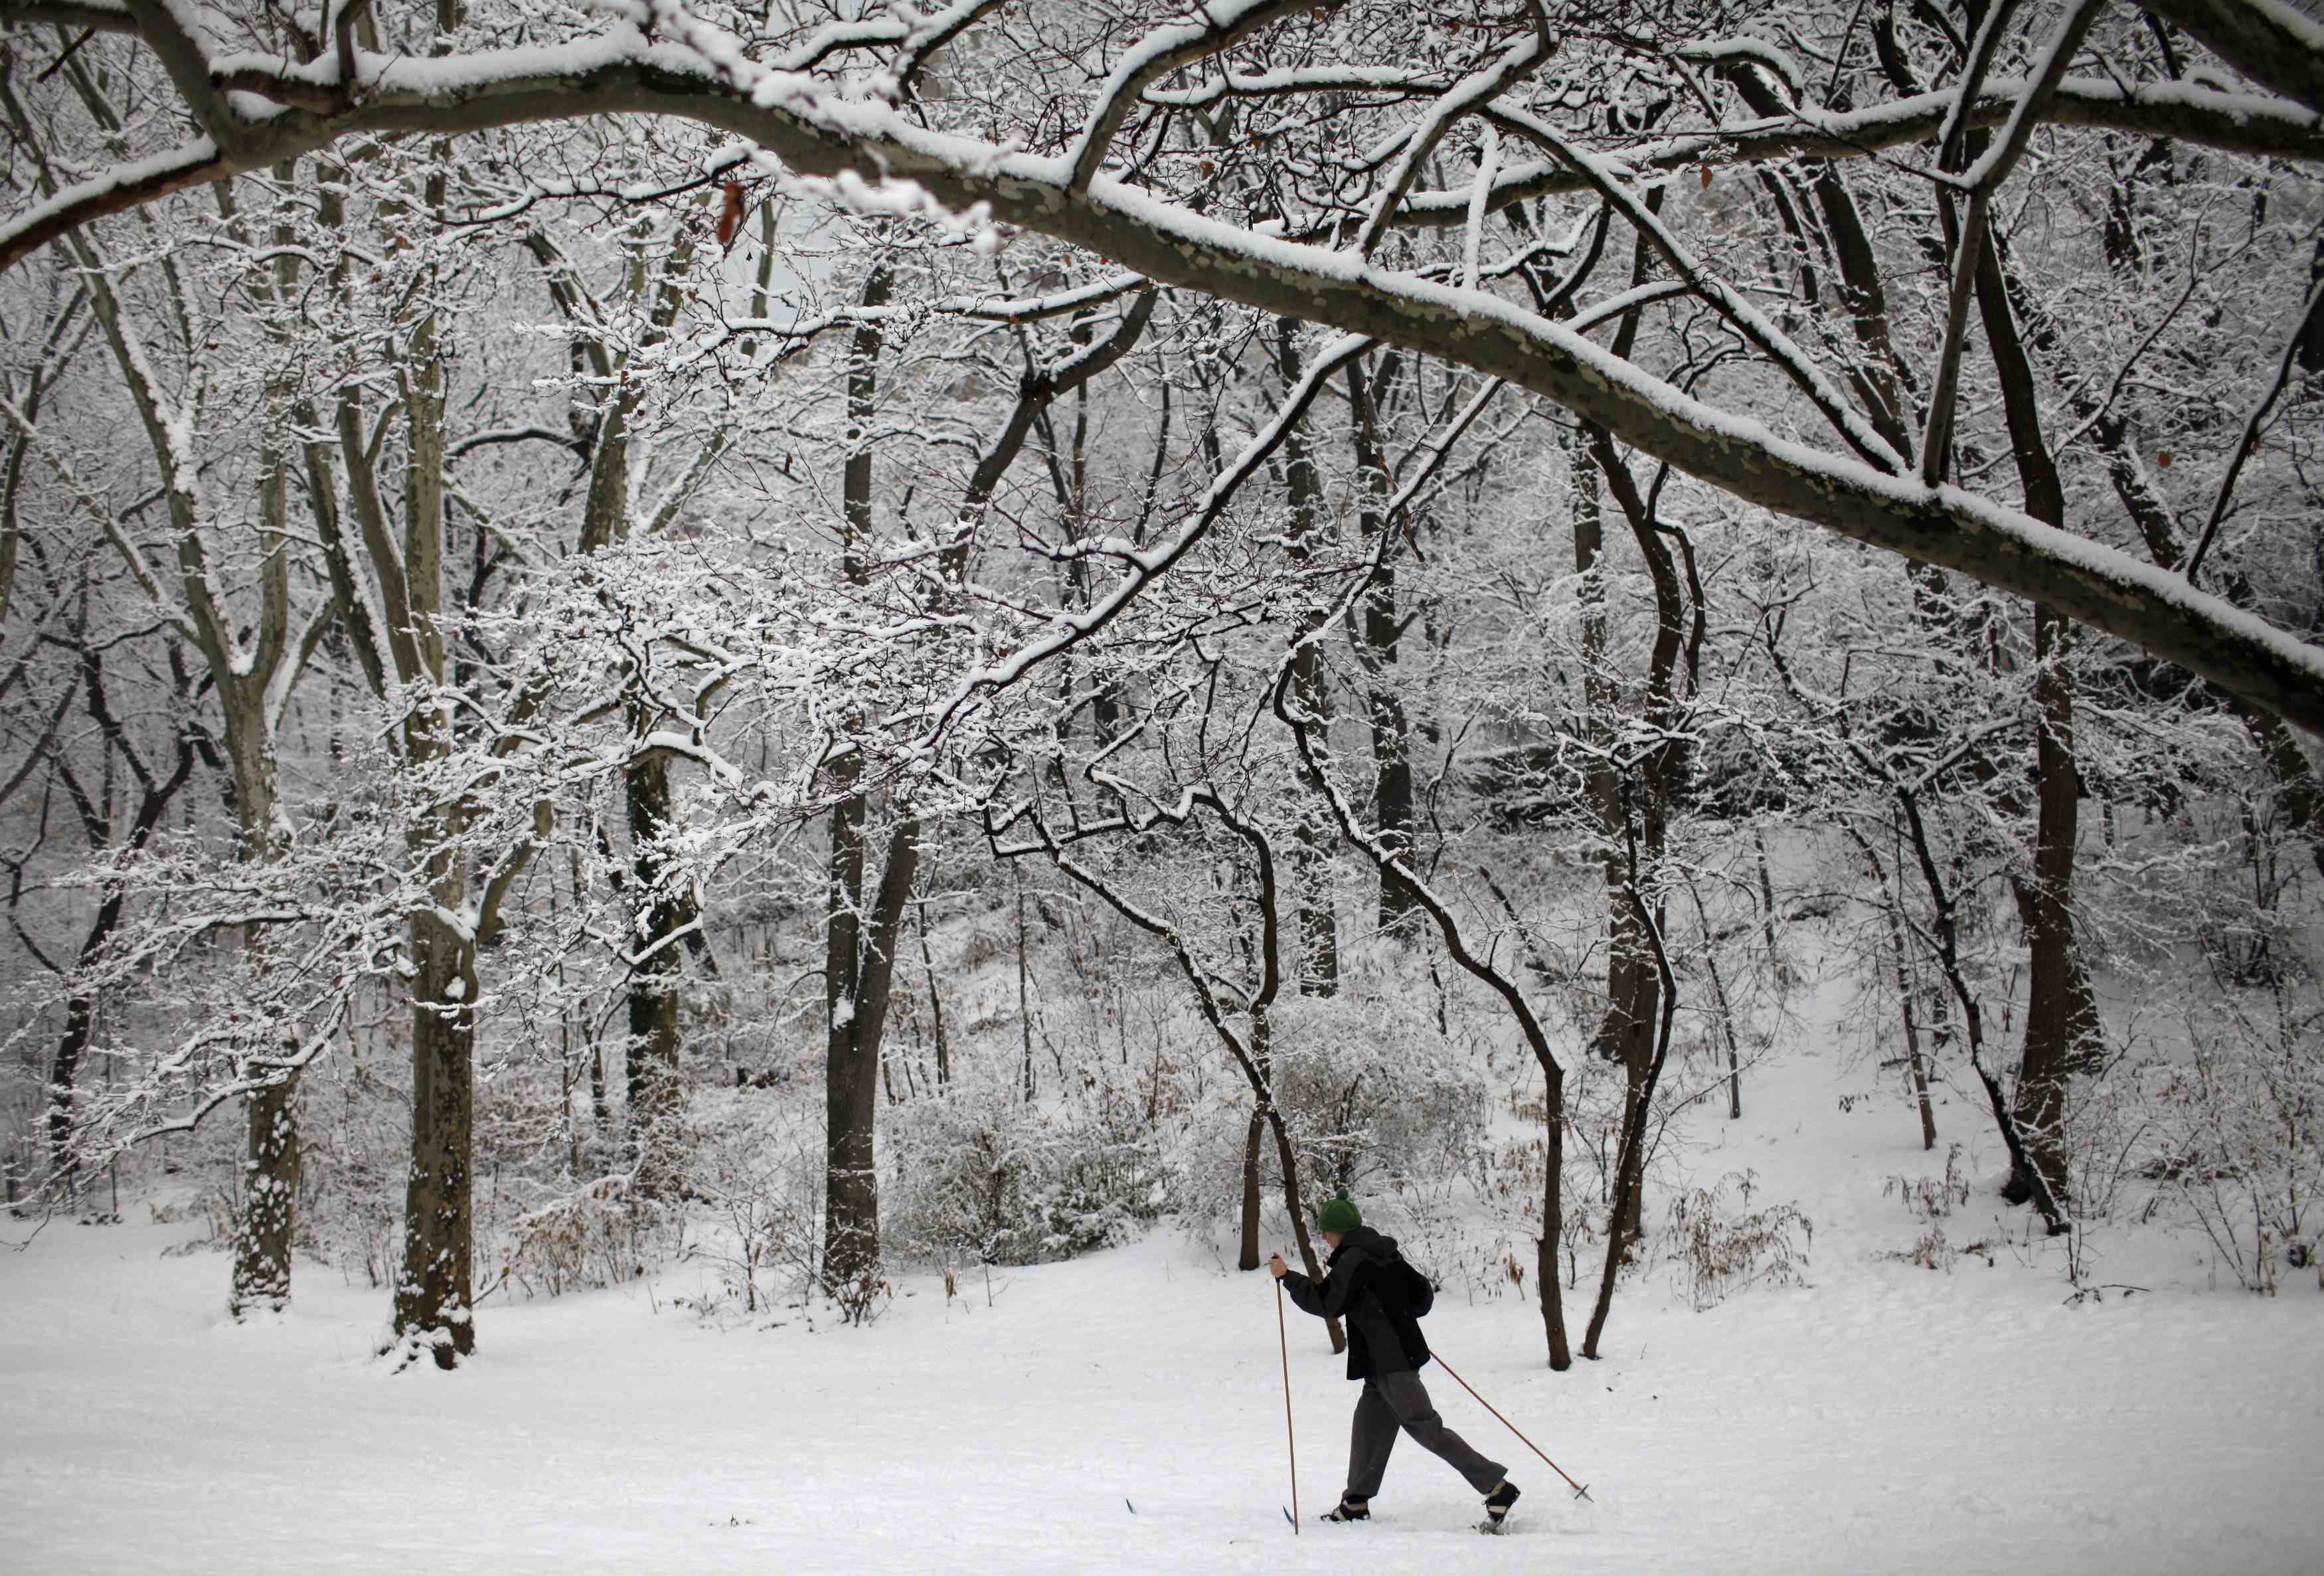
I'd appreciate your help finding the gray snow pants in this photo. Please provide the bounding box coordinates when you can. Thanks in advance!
[1345,1368,1506,1501]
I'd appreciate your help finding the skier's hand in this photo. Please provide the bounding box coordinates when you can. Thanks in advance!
[1267,1253,1288,1279]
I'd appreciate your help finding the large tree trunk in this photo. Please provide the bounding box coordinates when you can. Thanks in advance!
[230,1073,300,1317]
[388,159,478,1363]
[222,689,301,1322]
[395,909,477,1366]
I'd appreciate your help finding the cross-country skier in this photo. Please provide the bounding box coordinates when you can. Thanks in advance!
[1270,1191,1522,1531]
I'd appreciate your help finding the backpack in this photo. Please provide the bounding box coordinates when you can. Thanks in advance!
[1391,1252,1436,1319]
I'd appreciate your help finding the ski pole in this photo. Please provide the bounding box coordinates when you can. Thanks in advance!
[1275,1276,1299,1534]
[1430,1351,1592,1502]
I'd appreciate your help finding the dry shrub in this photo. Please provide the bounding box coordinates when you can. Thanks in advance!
[1665,1170,1811,1310]
[1884,1142,1971,1222]
[497,1174,662,1298]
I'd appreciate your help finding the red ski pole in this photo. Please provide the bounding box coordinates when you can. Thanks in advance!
[1431,1351,1592,1502]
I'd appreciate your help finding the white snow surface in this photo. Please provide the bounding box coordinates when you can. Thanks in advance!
[5,1047,2321,1575]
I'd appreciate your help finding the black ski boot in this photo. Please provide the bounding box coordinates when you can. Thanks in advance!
[1321,1496,1370,1524]
[1481,1480,1521,1533]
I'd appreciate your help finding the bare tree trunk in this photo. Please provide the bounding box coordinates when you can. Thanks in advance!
[1754,830,1785,984]
[1582,838,1679,1360]
[389,133,481,1363]
[830,819,919,1293]
[918,899,950,1086]
[1277,321,1339,996]
[44,658,197,1189]
[1683,877,1746,1122]
[1263,1096,1343,1351]
[1853,830,1939,1152]
[1347,356,1419,934]
[222,688,301,1322]
[1584,424,1683,1259]
[230,1073,300,1316]
[625,741,684,1197]
[1538,1064,1572,1369]
[821,789,924,1298]
[822,763,869,1285]
[396,909,477,1365]
[1015,869,1038,1100]
[1238,1109,1265,1272]
[1570,412,1659,1246]
[2008,604,2093,1203]
[1898,788,2071,1237]
[1890,901,1940,1153]
[821,264,891,1298]
[57,132,311,1318]
[1571,423,1654,1182]
[1972,227,2094,1209]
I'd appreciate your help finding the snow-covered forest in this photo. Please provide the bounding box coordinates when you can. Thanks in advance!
[2,1,2320,1570]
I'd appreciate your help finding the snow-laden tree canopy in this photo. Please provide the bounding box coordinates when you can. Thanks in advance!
[4,0,2323,731]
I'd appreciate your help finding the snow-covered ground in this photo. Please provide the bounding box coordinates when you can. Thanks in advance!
[5,1046,2319,1576]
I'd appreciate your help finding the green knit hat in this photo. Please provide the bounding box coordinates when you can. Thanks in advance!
[1317,1191,1361,1234]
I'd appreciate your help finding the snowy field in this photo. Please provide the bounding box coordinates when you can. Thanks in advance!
[6,1047,2321,1576]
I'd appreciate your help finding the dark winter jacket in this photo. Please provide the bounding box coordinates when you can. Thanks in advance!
[1280,1225,1430,1381]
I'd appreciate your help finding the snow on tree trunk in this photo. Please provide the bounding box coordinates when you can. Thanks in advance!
[395,913,477,1367]
[230,1075,299,1318]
